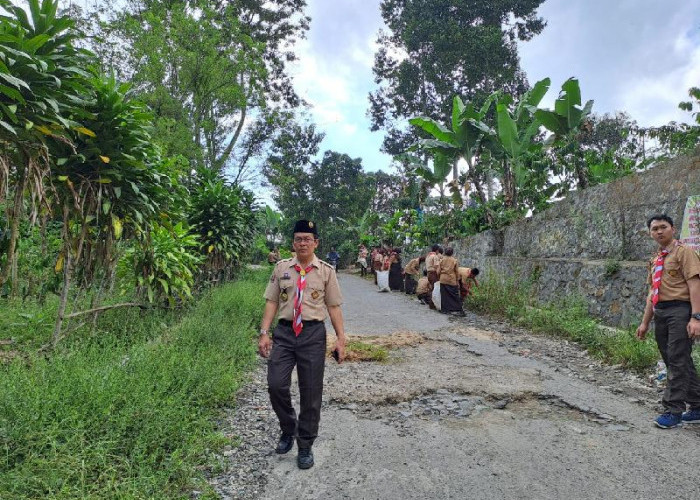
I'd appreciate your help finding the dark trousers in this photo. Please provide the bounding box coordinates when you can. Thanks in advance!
[404,274,417,294]
[654,302,700,414]
[267,321,326,448]
[426,271,438,309]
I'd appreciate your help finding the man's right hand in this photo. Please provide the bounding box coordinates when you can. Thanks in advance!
[258,333,272,358]
[636,322,649,340]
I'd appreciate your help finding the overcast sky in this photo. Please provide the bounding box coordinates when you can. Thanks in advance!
[289,0,700,173]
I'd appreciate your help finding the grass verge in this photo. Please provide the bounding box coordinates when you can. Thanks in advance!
[465,274,663,372]
[0,268,268,499]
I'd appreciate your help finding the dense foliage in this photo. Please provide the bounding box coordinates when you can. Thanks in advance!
[0,1,262,347]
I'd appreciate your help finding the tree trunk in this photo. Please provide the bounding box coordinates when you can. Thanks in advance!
[1,163,28,295]
[503,160,517,209]
[575,154,589,190]
[53,202,72,348]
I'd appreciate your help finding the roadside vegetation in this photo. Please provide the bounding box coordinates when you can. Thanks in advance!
[0,268,267,499]
[465,274,666,372]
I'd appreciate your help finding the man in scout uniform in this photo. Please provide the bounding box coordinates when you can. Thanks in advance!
[636,214,700,428]
[258,220,346,469]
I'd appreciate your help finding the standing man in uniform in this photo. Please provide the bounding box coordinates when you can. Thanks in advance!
[258,220,347,468]
[636,214,700,428]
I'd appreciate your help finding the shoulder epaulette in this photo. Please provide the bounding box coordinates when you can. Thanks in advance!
[318,259,336,270]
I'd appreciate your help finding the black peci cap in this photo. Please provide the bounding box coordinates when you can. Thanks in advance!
[292,219,318,237]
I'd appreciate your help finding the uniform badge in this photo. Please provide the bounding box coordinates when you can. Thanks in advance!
[308,221,314,228]
[281,291,288,301]
[668,269,679,277]
[282,272,290,280]
[311,290,319,300]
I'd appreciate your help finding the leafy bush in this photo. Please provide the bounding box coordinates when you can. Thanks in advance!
[0,269,268,498]
[466,272,660,371]
[121,222,202,304]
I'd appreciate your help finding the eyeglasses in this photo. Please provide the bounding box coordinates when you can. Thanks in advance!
[293,237,316,244]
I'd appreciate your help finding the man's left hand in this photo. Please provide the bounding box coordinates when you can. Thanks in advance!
[688,318,700,339]
[335,338,347,363]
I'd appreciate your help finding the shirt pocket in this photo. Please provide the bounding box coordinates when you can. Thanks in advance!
[307,287,325,304]
[664,260,684,283]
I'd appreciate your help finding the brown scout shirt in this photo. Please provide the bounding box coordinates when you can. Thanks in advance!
[264,255,343,321]
[425,252,439,272]
[416,277,430,295]
[458,267,472,284]
[438,256,459,286]
[646,241,700,302]
[404,257,420,276]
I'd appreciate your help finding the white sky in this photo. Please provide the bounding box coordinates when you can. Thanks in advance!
[290,0,700,173]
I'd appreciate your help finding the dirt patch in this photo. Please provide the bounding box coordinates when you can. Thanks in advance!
[327,331,426,362]
[450,325,504,342]
[0,350,20,362]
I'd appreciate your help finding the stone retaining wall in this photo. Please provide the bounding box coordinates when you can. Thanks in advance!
[448,150,700,327]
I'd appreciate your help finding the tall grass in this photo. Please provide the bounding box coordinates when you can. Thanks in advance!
[0,269,268,499]
[466,273,661,371]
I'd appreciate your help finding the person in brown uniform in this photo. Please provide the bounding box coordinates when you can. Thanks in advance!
[416,270,431,304]
[424,244,441,309]
[458,266,480,301]
[403,255,424,295]
[636,214,700,429]
[258,220,347,468]
[437,247,464,316]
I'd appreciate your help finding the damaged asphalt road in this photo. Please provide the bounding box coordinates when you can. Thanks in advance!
[212,274,700,500]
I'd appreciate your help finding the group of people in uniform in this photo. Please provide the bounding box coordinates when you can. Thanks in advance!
[362,243,480,316]
[257,212,700,472]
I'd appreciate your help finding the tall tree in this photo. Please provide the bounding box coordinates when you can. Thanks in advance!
[369,0,546,155]
[71,0,310,177]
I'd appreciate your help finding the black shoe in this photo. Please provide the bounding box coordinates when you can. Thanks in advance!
[275,434,294,454]
[297,447,314,469]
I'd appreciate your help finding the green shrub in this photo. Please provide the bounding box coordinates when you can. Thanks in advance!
[0,269,268,499]
[466,273,660,372]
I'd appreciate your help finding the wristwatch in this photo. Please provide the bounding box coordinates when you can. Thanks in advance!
[259,328,269,336]
[692,313,700,321]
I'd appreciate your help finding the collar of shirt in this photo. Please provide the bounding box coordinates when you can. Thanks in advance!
[661,239,679,253]
[285,254,321,270]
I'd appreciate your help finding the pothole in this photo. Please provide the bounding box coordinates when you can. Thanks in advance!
[332,389,631,434]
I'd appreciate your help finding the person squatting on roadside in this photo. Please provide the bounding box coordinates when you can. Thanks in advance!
[258,220,347,468]
[636,214,700,429]
[416,270,431,304]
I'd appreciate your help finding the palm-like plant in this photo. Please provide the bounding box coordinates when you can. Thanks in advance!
[189,173,256,283]
[535,78,594,189]
[0,0,93,292]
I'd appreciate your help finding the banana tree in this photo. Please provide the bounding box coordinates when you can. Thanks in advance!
[408,95,494,205]
[260,205,282,245]
[483,78,551,209]
[534,78,594,189]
